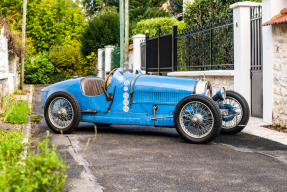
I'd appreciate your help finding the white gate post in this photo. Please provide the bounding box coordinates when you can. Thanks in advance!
[133,34,145,72]
[230,1,261,109]
[104,45,114,76]
[262,0,287,124]
[97,48,104,78]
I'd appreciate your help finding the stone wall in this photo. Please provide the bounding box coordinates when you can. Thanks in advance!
[272,23,287,127]
[167,71,234,96]
[175,76,234,96]
[0,78,9,98]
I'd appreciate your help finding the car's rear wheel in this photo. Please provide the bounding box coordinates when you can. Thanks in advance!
[213,91,250,134]
[174,95,222,144]
[44,92,81,134]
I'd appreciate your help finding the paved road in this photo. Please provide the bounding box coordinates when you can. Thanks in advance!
[33,85,287,192]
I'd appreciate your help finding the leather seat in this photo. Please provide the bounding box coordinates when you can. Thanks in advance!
[81,78,106,96]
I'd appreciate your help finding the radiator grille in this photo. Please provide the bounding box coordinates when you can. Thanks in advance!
[133,92,190,104]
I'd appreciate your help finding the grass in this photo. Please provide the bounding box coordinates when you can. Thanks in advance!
[14,89,26,95]
[31,114,43,124]
[0,95,30,124]
[0,130,68,191]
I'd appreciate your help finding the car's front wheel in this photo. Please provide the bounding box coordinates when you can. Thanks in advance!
[174,95,222,144]
[44,92,81,134]
[213,91,250,134]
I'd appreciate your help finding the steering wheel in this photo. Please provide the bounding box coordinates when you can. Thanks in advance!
[105,68,118,90]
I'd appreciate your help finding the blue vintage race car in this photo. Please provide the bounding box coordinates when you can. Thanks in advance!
[41,68,249,144]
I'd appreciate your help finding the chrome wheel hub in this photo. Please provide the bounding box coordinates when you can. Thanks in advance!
[48,97,74,129]
[56,108,68,120]
[179,101,214,139]
[191,113,204,126]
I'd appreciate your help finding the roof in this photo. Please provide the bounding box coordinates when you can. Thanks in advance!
[262,8,287,26]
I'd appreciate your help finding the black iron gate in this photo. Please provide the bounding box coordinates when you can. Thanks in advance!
[140,40,146,71]
[250,6,263,118]
[144,25,176,75]
[141,18,234,75]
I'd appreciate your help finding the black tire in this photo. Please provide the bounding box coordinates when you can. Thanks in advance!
[212,91,250,134]
[44,91,81,134]
[174,95,222,144]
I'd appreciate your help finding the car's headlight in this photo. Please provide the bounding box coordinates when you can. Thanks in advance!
[216,87,226,100]
[194,80,212,95]
[202,89,211,97]
[194,80,207,94]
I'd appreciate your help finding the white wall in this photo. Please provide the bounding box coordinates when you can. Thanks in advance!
[104,45,114,75]
[98,48,104,78]
[0,27,18,95]
[230,1,261,109]
[262,0,287,124]
[133,34,145,72]
[0,27,9,78]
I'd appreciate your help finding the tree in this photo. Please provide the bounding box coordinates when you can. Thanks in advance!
[0,0,86,53]
[27,0,86,53]
[169,0,183,16]
[82,0,105,16]
[82,0,169,22]
[81,9,120,56]
[184,0,261,27]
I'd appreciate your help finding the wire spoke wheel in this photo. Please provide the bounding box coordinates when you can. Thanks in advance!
[48,97,74,129]
[174,95,222,143]
[212,90,250,135]
[221,97,243,129]
[180,101,214,139]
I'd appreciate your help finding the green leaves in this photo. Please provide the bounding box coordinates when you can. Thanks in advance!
[24,53,55,84]
[0,131,67,192]
[2,100,30,124]
[133,17,185,37]
[183,0,261,27]
[0,0,86,53]
[169,0,183,16]
[49,41,96,79]
[81,9,120,56]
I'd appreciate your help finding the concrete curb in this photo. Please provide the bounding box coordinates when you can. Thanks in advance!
[243,117,287,146]
[22,85,34,138]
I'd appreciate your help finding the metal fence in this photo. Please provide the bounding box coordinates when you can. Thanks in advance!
[111,47,120,70]
[144,26,174,74]
[177,16,234,71]
[250,5,263,118]
[140,40,146,71]
[140,17,234,74]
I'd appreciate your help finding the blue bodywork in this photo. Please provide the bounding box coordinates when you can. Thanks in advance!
[41,68,225,126]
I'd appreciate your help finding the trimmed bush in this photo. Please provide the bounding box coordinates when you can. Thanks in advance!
[25,53,54,84]
[133,17,186,37]
[49,40,95,79]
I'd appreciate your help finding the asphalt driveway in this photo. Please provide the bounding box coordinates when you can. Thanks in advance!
[32,85,287,192]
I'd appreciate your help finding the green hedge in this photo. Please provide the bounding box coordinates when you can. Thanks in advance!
[24,53,54,84]
[133,17,186,37]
